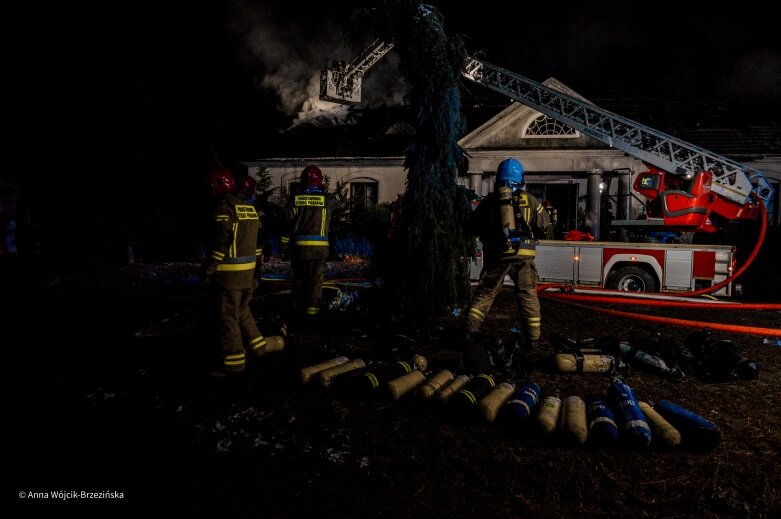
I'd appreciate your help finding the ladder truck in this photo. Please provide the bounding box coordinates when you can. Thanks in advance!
[318,42,775,295]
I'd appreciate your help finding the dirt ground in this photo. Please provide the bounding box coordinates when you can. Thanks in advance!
[9,259,781,518]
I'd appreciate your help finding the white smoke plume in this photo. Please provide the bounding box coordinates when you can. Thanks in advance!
[227,1,407,128]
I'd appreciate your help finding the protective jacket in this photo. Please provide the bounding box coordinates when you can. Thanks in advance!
[285,188,343,260]
[202,192,263,288]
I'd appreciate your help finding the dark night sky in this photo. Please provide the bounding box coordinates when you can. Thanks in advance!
[2,0,779,270]
[7,1,780,162]
[444,2,781,101]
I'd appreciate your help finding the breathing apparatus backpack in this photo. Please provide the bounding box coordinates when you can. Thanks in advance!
[498,186,535,258]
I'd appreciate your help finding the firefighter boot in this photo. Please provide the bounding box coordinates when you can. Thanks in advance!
[211,351,247,378]
[461,333,495,375]
[520,333,539,351]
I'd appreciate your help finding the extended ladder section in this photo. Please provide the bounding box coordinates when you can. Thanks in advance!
[319,40,774,229]
[320,39,395,105]
[462,58,774,213]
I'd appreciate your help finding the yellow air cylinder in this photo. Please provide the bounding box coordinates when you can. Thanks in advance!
[561,396,588,445]
[387,370,426,400]
[554,353,614,373]
[411,354,428,372]
[318,359,366,388]
[478,381,516,423]
[537,395,562,435]
[436,375,472,404]
[418,370,455,399]
[639,401,681,449]
[499,185,516,231]
[498,185,516,253]
[300,356,350,385]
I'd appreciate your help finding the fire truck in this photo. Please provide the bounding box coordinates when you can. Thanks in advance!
[319,39,775,296]
[471,239,736,295]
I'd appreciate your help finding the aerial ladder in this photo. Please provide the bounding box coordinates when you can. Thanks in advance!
[319,42,774,233]
[320,39,395,105]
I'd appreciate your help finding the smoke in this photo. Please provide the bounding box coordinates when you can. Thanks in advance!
[227,1,407,128]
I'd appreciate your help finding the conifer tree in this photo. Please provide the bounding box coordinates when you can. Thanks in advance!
[349,1,473,318]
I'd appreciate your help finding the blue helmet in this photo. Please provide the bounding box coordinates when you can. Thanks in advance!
[496,158,524,187]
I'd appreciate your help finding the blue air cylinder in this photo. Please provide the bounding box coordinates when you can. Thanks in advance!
[607,378,652,448]
[585,396,619,446]
[502,383,541,426]
[653,400,722,451]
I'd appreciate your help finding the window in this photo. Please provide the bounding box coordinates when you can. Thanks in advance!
[523,114,579,138]
[350,181,378,210]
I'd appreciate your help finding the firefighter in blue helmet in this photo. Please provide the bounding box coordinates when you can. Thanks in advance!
[282,165,345,321]
[462,158,552,373]
[201,166,282,374]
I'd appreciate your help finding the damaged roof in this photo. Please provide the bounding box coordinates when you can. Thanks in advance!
[238,88,781,161]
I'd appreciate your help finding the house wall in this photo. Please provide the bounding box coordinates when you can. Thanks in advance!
[240,158,407,207]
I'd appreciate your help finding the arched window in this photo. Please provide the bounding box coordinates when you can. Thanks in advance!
[523,114,579,138]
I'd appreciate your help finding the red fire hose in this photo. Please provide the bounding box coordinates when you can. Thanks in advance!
[539,291,781,310]
[543,298,781,338]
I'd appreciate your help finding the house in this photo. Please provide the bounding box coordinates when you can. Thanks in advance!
[240,80,781,237]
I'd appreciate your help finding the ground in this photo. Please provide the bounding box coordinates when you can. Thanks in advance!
[8,258,781,518]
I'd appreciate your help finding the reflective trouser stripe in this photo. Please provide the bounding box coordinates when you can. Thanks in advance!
[306,306,320,315]
[468,307,485,321]
[224,352,246,367]
[249,336,267,352]
[526,317,541,340]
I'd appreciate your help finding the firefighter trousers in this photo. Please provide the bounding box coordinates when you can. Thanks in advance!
[464,258,542,341]
[291,257,327,317]
[213,286,265,372]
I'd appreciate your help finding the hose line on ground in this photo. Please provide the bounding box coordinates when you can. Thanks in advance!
[543,297,781,338]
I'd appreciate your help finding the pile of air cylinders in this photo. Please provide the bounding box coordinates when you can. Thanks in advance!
[300,354,722,451]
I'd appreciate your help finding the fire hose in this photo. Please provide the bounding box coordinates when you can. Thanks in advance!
[539,297,781,338]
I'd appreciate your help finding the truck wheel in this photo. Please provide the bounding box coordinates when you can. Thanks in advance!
[606,266,658,292]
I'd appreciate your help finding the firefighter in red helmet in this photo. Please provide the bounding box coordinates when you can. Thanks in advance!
[282,165,345,322]
[201,165,282,374]
[237,175,258,203]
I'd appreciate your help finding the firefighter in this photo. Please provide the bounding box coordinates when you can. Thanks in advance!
[237,174,258,204]
[283,165,345,321]
[543,200,557,239]
[462,158,552,373]
[201,166,280,374]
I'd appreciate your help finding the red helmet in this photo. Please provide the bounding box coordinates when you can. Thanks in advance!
[301,165,323,188]
[238,175,258,198]
[207,166,235,197]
